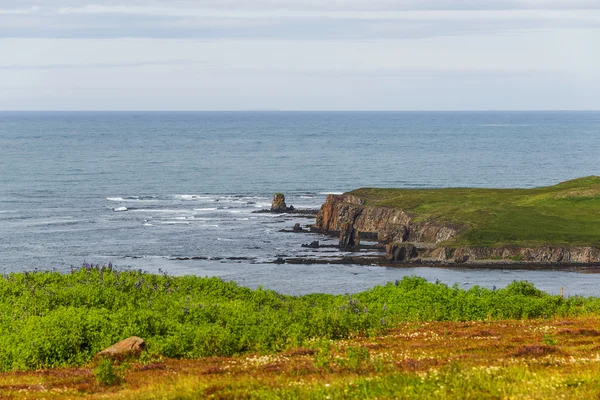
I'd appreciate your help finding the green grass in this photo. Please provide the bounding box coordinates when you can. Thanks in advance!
[350,176,600,247]
[2,266,600,372]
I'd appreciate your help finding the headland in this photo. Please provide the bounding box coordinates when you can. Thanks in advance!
[305,177,600,267]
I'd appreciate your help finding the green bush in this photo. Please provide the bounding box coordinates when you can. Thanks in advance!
[93,359,124,386]
[1,267,599,371]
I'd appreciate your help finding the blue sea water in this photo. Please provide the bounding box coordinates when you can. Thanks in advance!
[1,111,599,295]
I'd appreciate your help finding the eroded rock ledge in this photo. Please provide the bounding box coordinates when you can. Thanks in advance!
[313,194,600,264]
[315,194,458,244]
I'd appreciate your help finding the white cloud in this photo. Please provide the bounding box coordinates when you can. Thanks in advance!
[2,1,600,41]
[55,5,600,22]
[0,6,39,14]
[6,1,600,11]
[1,1,599,110]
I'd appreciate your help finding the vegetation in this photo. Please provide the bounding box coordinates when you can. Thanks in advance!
[2,316,600,398]
[350,176,600,247]
[2,266,600,373]
[92,359,127,386]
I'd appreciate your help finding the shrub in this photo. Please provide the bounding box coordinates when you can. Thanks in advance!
[93,359,124,386]
[0,268,599,371]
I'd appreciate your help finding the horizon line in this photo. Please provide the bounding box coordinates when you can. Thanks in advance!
[1,109,600,113]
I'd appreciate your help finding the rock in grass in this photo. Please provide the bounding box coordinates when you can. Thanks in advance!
[96,336,146,360]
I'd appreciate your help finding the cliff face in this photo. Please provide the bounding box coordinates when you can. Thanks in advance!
[315,194,458,244]
[427,246,600,263]
[315,194,600,264]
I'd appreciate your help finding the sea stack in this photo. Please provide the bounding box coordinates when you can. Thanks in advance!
[271,193,287,212]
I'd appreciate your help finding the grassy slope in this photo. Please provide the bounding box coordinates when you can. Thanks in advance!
[3,316,600,399]
[350,176,600,247]
[3,268,600,372]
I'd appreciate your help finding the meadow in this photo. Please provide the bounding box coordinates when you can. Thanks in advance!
[1,266,600,373]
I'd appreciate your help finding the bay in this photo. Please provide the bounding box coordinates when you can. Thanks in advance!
[1,111,599,295]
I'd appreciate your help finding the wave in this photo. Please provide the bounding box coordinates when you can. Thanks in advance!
[173,194,216,201]
[106,196,157,202]
[113,207,128,212]
[477,124,535,127]
[193,207,218,211]
[318,191,344,195]
[24,218,83,227]
[130,209,194,214]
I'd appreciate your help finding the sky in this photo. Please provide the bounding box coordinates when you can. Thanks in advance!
[1,0,600,110]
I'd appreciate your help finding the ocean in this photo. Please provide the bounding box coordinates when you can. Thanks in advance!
[1,111,599,295]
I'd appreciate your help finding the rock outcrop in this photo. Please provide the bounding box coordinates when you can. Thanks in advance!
[386,243,418,261]
[339,221,360,249]
[270,193,295,212]
[314,194,458,244]
[271,193,287,212]
[447,246,600,264]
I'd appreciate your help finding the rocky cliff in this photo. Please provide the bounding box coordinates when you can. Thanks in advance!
[314,193,600,264]
[314,194,458,244]
[424,246,600,264]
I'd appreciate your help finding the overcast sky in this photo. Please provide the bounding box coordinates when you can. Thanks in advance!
[1,1,600,110]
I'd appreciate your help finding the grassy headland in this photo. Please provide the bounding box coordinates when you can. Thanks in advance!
[350,176,600,248]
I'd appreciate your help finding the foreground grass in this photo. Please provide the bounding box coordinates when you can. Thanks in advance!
[2,267,600,373]
[350,176,600,247]
[2,317,600,399]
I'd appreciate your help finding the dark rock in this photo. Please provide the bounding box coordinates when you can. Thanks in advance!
[302,241,320,248]
[454,254,470,264]
[400,226,410,242]
[339,221,360,249]
[96,336,145,360]
[386,243,418,262]
[274,257,286,264]
[293,223,302,231]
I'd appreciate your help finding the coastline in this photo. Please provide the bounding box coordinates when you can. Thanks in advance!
[275,177,600,270]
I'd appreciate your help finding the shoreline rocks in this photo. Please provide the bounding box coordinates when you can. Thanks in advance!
[271,193,287,212]
[270,193,295,212]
